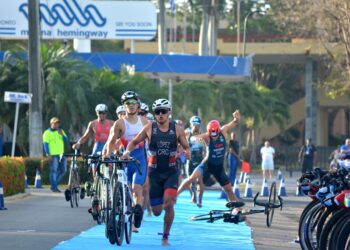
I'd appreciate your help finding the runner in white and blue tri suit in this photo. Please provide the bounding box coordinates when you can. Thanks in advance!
[104,91,148,230]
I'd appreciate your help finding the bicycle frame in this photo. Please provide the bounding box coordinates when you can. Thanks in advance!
[65,151,82,208]
[114,163,134,220]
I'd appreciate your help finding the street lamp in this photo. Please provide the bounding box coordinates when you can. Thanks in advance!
[242,2,271,57]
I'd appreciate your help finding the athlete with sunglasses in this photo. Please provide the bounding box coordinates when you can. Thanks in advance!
[104,91,149,232]
[177,110,241,204]
[73,104,114,157]
[121,98,190,246]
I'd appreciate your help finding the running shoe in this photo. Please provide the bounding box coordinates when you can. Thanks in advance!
[133,204,143,228]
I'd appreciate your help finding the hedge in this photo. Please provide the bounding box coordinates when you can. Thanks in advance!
[0,157,92,197]
[24,157,92,187]
[0,157,25,196]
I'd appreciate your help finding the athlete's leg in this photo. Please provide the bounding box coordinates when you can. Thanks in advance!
[211,164,238,202]
[223,183,238,202]
[162,188,177,246]
[142,176,152,216]
[197,176,204,207]
[177,169,202,196]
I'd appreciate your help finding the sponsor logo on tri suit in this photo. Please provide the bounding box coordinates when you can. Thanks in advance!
[169,129,175,135]
[152,127,157,134]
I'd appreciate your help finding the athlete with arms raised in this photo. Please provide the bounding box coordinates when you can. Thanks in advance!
[177,110,241,203]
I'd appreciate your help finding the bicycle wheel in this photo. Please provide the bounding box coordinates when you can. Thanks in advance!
[318,208,347,250]
[302,203,324,250]
[190,210,227,222]
[327,211,350,250]
[103,180,110,239]
[315,206,337,247]
[107,176,117,245]
[298,199,320,247]
[335,213,350,250]
[94,175,104,225]
[69,185,75,208]
[299,202,323,250]
[112,181,124,246]
[125,186,133,244]
[266,181,276,227]
[73,170,80,207]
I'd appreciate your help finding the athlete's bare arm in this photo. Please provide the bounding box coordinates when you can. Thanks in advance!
[104,119,124,156]
[72,120,95,149]
[176,125,191,159]
[221,110,240,135]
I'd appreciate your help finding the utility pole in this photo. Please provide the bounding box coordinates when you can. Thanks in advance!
[158,0,167,54]
[28,0,43,157]
[236,0,241,56]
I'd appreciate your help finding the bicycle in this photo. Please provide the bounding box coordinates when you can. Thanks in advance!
[191,181,283,227]
[83,154,109,225]
[64,150,85,208]
[107,157,142,246]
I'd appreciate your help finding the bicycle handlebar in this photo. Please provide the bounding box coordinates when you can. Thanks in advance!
[64,149,81,158]
[253,192,283,210]
[83,154,142,176]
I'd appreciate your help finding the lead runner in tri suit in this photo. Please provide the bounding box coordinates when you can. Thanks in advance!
[186,115,206,207]
[177,110,241,204]
[121,98,190,246]
[103,91,148,231]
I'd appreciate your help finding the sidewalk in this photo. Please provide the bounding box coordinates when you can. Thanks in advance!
[205,170,308,250]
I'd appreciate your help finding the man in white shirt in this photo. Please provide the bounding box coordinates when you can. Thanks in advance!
[260,141,275,179]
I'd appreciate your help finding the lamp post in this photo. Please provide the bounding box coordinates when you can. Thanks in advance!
[242,2,271,57]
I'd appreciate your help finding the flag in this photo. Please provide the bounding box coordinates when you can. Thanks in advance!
[242,161,250,173]
[170,0,176,14]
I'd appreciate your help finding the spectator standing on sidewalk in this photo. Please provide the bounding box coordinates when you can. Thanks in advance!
[298,138,317,173]
[228,132,240,185]
[260,140,275,180]
[43,117,68,192]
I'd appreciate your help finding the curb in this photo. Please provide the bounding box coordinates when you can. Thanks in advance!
[4,192,31,201]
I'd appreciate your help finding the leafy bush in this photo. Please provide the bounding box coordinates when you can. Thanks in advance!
[24,157,91,186]
[0,157,25,196]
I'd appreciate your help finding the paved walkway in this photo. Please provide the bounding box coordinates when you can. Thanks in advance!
[2,170,308,249]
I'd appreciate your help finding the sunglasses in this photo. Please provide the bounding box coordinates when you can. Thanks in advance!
[139,112,147,116]
[154,109,169,115]
[98,112,107,115]
[118,112,126,116]
[125,100,138,105]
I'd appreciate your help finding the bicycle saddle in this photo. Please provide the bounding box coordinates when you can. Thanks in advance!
[226,201,245,208]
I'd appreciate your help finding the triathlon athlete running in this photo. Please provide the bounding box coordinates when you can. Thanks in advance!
[186,116,206,207]
[122,98,190,246]
[177,110,241,203]
[104,91,148,230]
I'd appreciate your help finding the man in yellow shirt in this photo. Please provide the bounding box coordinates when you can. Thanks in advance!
[42,117,68,192]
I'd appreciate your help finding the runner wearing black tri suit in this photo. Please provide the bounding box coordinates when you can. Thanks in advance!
[148,121,179,206]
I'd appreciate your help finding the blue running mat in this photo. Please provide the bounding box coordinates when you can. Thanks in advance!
[53,190,255,250]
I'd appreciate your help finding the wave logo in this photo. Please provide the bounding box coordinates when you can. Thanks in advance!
[19,0,107,27]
